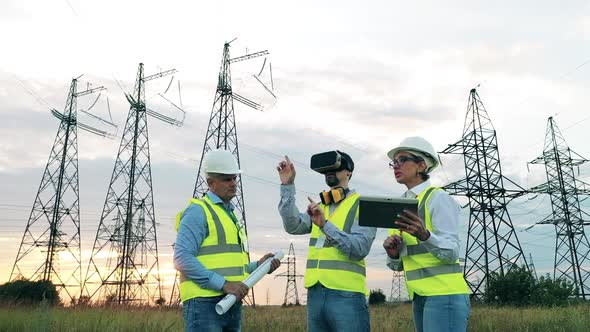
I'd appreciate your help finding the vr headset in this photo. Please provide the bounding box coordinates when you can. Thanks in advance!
[310,150,354,174]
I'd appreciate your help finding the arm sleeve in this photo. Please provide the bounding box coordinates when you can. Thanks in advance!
[278,184,313,234]
[386,256,404,271]
[419,191,462,263]
[245,261,258,274]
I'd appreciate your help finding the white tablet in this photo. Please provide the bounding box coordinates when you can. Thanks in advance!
[358,196,418,229]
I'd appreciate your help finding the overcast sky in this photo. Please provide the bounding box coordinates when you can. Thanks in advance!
[1,0,590,305]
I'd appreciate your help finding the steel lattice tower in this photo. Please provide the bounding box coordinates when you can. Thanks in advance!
[169,40,269,306]
[275,243,303,306]
[389,271,407,302]
[168,243,180,306]
[83,63,178,305]
[10,78,105,303]
[441,88,528,300]
[528,253,538,279]
[169,270,180,306]
[529,116,590,299]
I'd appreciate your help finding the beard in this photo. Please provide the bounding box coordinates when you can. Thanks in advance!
[325,173,340,187]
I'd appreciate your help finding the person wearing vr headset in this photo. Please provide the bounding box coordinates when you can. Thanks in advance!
[277,151,376,332]
[383,137,470,332]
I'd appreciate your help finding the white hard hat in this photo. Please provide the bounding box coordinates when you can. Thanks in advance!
[387,136,440,173]
[202,149,242,175]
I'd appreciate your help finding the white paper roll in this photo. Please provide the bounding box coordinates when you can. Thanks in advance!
[215,250,284,315]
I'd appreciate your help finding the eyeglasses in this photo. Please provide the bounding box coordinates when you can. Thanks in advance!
[388,156,423,169]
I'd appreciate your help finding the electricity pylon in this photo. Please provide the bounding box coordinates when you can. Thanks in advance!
[170,39,273,306]
[389,271,407,302]
[275,243,303,306]
[10,77,107,303]
[441,88,528,300]
[529,116,590,299]
[528,253,538,279]
[83,63,183,305]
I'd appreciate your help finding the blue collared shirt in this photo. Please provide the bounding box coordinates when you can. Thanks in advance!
[173,192,257,292]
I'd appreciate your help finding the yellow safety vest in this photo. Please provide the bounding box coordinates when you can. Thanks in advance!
[305,192,368,295]
[175,196,249,302]
[389,186,469,299]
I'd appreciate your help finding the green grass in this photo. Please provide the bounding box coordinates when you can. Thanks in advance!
[0,303,588,331]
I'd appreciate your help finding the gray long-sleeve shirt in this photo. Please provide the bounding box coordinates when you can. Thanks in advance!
[278,184,376,261]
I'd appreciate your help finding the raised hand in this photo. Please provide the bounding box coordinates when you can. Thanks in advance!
[277,155,296,185]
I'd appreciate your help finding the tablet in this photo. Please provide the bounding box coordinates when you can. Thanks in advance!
[358,196,418,229]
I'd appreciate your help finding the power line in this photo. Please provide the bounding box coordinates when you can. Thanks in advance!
[64,0,78,16]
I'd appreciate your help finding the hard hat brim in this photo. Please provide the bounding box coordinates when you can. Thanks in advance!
[203,169,243,175]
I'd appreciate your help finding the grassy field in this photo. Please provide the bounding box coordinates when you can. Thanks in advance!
[0,303,589,331]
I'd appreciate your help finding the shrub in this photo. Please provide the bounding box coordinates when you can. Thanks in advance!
[485,264,535,306]
[484,265,575,306]
[530,275,574,306]
[369,289,386,305]
[0,279,60,305]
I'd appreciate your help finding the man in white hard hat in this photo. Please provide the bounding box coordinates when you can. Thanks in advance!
[276,151,375,332]
[382,137,470,332]
[174,149,280,332]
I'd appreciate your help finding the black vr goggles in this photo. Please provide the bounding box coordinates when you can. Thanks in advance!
[310,150,354,174]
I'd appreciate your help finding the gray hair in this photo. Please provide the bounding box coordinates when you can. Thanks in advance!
[206,172,238,180]
[205,172,220,180]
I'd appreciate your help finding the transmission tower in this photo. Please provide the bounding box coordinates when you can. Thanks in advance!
[275,243,303,306]
[83,63,183,305]
[528,253,538,279]
[389,271,407,302]
[169,39,272,306]
[10,77,106,302]
[528,116,590,299]
[440,88,528,300]
[168,243,181,306]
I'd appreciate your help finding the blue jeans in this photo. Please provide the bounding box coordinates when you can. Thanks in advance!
[182,296,242,332]
[307,283,370,332]
[412,294,470,332]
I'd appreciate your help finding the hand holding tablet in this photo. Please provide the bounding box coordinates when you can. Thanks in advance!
[358,196,419,229]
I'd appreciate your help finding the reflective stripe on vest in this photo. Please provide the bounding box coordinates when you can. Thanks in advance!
[201,199,226,244]
[406,244,430,256]
[176,196,249,302]
[388,186,469,299]
[197,244,243,255]
[306,259,366,276]
[405,264,463,281]
[305,193,368,295]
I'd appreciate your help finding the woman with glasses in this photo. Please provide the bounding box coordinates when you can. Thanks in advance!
[383,136,470,332]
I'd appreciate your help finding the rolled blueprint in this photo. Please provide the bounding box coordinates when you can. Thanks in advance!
[215,250,284,315]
